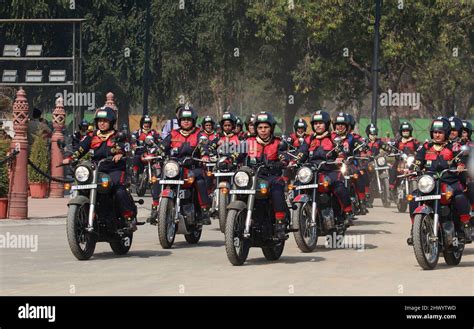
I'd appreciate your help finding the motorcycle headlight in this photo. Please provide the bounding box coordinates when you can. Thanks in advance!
[74,166,90,183]
[164,161,180,178]
[341,163,347,175]
[376,157,386,167]
[296,167,313,184]
[234,171,250,188]
[418,175,435,194]
[406,155,415,168]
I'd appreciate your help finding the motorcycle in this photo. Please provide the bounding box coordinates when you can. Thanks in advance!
[341,155,370,216]
[391,152,417,213]
[367,154,391,208]
[224,162,289,265]
[64,156,144,260]
[291,160,348,252]
[136,136,161,197]
[155,137,209,249]
[207,152,236,233]
[411,146,470,269]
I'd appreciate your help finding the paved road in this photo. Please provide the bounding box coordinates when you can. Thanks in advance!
[0,197,473,296]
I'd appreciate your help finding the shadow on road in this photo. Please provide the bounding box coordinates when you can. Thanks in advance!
[354,220,394,226]
[349,229,391,235]
[91,250,172,259]
[313,243,378,252]
[173,240,225,248]
[245,255,325,265]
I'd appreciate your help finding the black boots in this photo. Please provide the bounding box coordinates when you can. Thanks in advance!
[147,205,158,225]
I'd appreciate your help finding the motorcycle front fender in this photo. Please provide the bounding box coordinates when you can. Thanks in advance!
[67,195,90,207]
[226,200,247,211]
[413,205,433,216]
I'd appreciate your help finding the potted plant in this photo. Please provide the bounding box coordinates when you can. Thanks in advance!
[28,132,50,198]
[0,139,9,218]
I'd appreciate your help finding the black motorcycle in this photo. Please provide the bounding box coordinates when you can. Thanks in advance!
[155,137,209,249]
[224,162,289,265]
[65,157,143,260]
[411,158,470,270]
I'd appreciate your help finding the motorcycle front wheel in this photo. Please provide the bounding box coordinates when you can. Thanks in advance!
[413,214,440,270]
[157,198,177,249]
[292,202,318,252]
[225,209,250,266]
[66,203,97,260]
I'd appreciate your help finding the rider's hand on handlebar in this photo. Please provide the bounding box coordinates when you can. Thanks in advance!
[62,158,71,165]
[456,165,465,173]
[201,156,210,163]
[113,154,124,163]
[335,157,343,165]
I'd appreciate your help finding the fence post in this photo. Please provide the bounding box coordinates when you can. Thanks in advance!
[49,96,66,198]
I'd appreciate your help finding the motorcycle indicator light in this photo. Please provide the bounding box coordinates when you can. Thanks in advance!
[221,187,229,194]
[151,176,158,184]
[288,184,295,190]
[207,171,213,177]
[101,181,109,188]
[64,183,71,190]
[444,191,453,200]
[185,177,195,184]
[406,194,414,201]
[323,181,329,188]
[353,173,359,179]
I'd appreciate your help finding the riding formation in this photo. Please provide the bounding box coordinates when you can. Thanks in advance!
[63,105,473,269]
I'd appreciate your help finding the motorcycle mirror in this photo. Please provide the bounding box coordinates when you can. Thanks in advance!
[334,137,342,144]
[135,199,144,205]
[298,138,305,145]
[460,145,470,155]
[114,132,127,143]
[145,135,155,145]
[199,135,208,144]
[131,135,137,143]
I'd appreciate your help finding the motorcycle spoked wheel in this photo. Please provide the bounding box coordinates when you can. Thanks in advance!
[157,198,177,249]
[225,209,251,266]
[292,202,318,252]
[67,203,97,260]
[413,214,440,270]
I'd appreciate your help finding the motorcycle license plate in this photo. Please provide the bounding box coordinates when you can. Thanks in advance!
[71,184,97,190]
[415,195,441,202]
[214,172,234,177]
[295,184,318,190]
[159,180,184,185]
[230,190,255,195]
[376,166,390,170]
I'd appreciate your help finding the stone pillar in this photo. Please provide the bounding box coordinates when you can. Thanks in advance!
[49,96,66,198]
[8,88,29,219]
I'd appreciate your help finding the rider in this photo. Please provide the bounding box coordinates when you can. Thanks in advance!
[72,119,90,152]
[461,120,474,213]
[242,111,292,239]
[299,110,356,225]
[287,118,309,148]
[365,123,385,207]
[242,114,257,140]
[63,107,138,230]
[333,112,369,215]
[201,115,217,142]
[235,117,245,139]
[155,105,213,225]
[131,115,159,182]
[385,121,420,196]
[448,116,463,143]
[408,117,471,245]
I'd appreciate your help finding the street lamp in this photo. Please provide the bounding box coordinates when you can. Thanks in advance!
[49,70,66,82]
[26,44,43,56]
[25,70,43,83]
[2,70,18,82]
[3,45,20,57]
